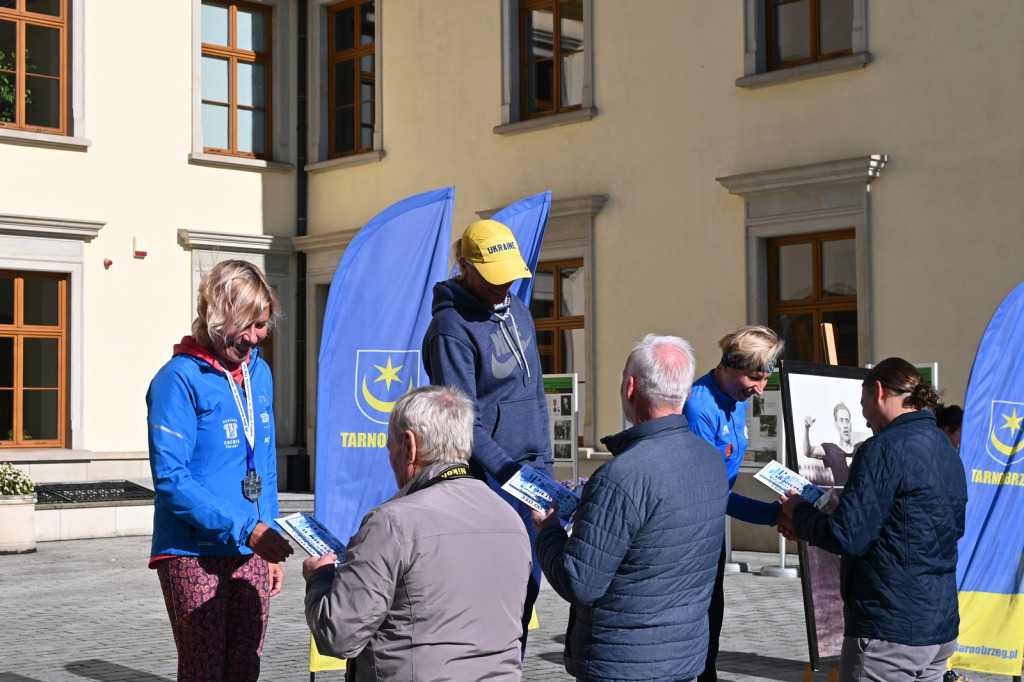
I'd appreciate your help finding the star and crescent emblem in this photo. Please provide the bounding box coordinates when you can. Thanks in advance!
[987,401,1024,465]
[355,350,418,424]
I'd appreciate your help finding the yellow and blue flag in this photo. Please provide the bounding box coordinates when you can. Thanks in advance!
[315,187,454,544]
[950,280,1024,675]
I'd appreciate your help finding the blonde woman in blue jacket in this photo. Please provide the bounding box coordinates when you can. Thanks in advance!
[147,260,294,682]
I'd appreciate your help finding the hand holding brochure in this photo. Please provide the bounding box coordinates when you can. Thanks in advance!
[276,512,347,559]
[754,461,831,510]
[501,465,580,521]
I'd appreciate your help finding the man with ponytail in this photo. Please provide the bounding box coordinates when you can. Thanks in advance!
[779,358,968,682]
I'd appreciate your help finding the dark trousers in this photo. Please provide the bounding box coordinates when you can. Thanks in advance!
[698,546,726,682]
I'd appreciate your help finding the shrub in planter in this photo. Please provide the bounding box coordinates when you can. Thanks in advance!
[0,462,35,496]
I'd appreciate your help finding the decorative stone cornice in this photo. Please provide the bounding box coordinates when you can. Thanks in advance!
[291,227,362,254]
[177,229,294,254]
[716,155,888,197]
[477,194,608,221]
[0,214,105,241]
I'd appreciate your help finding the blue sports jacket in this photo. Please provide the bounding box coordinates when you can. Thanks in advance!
[684,370,781,525]
[792,410,967,645]
[147,344,281,557]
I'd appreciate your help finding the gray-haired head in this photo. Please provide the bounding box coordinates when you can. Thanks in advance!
[388,385,475,465]
[625,333,697,411]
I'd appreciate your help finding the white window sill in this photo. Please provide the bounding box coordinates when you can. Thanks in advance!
[306,149,385,174]
[736,52,872,89]
[493,107,597,136]
[188,152,294,173]
[0,129,91,151]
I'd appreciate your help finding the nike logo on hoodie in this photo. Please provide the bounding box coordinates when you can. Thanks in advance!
[491,334,533,379]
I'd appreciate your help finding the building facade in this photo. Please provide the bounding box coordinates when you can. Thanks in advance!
[2,1,1021,546]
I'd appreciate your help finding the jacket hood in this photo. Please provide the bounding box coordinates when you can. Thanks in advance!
[430,278,504,319]
[172,335,250,385]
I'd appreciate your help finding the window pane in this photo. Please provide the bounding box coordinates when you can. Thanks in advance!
[536,329,555,373]
[201,1,230,46]
[333,6,354,52]
[359,1,375,45]
[0,336,11,387]
[526,60,554,115]
[334,59,354,107]
[26,0,61,17]
[23,389,58,441]
[333,106,354,154]
[823,309,858,365]
[25,74,59,128]
[202,102,229,149]
[237,7,266,52]
[0,389,11,441]
[819,0,853,55]
[360,54,373,76]
[23,278,59,326]
[774,0,811,63]
[0,20,15,123]
[359,120,372,149]
[526,8,554,61]
[237,107,265,155]
[359,78,373,101]
[237,61,265,107]
[776,243,813,300]
[0,1,13,9]
[821,238,856,296]
[560,0,584,52]
[0,276,12,324]
[560,266,584,316]
[25,24,60,77]
[777,313,815,362]
[201,55,229,102]
[530,269,555,319]
[561,52,583,108]
[23,337,58,388]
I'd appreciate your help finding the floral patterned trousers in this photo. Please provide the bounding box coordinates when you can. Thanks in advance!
[156,554,270,682]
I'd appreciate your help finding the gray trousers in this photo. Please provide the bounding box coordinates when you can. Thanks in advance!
[839,636,957,682]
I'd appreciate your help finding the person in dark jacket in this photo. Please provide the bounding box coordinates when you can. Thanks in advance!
[778,357,968,682]
[422,219,553,653]
[532,334,729,682]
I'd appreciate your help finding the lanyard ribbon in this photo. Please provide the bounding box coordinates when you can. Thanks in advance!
[223,359,256,471]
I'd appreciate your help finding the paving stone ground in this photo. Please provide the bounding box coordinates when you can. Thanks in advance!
[0,537,1012,682]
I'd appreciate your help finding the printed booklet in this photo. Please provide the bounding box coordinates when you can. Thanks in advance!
[754,460,831,510]
[276,511,347,559]
[501,465,580,521]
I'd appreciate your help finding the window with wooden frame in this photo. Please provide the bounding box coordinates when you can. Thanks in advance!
[201,0,271,158]
[520,0,584,119]
[530,259,584,373]
[768,230,857,365]
[0,0,67,134]
[0,270,67,448]
[765,0,853,71]
[328,0,374,158]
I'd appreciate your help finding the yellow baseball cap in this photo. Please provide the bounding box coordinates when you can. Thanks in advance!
[460,219,533,285]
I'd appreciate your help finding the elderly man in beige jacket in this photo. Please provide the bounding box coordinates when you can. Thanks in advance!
[303,385,532,681]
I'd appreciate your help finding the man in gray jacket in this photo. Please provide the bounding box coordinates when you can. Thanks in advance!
[533,334,729,682]
[303,385,532,681]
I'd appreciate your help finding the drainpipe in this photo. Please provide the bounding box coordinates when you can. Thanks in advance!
[292,0,310,490]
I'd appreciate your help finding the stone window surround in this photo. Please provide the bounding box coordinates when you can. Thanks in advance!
[304,0,385,174]
[0,0,90,151]
[189,0,295,172]
[737,0,870,89]
[493,0,597,136]
[716,155,888,367]
[0,212,105,453]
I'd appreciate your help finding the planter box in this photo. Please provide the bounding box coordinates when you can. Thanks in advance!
[0,494,37,554]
